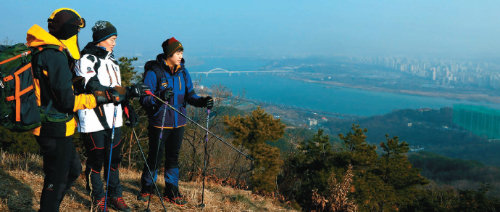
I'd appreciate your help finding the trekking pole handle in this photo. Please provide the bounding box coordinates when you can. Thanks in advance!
[144,90,253,161]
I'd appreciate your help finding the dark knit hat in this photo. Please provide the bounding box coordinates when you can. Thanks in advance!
[48,8,86,40]
[92,21,117,43]
[162,37,183,57]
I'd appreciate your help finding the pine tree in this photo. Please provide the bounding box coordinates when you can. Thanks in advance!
[339,125,378,168]
[279,129,338,209]
[378,135,429,210]
[339,125,395,211]
[224,107,285,193]
[118,57,138,86]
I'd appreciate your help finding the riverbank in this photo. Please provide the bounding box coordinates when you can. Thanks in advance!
[290,76,500,104]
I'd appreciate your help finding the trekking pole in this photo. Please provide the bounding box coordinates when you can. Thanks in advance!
[144,91,253,161]
[132,128,167,212]
[146,106,168,212]
[104,105,118,211]
[199,109,210,208]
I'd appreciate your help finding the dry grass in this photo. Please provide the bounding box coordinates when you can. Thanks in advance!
[311,164,358,212]
[0,150,295,211]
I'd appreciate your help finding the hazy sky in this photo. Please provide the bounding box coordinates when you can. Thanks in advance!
[1,0,500,59]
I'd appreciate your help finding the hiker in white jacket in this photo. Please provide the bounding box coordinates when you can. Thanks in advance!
[75,20,147,212]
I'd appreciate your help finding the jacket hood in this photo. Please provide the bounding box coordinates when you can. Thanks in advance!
[61,35,81,60]
[26,24,81,60]
[81,42,108,59]
[26,24,64,48]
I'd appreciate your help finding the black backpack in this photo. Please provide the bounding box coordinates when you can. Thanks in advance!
[0,43,62,131]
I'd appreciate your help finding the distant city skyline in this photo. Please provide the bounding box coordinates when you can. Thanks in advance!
[1,0,500,59]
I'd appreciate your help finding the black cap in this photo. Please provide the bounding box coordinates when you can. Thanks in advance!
[92,20,117,43]
[48,9,85,40]
[162,37,183,57]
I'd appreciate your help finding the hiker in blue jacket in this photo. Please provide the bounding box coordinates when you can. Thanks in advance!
[138,37,213,206]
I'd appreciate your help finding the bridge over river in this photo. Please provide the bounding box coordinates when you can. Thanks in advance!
[190,68,293,76]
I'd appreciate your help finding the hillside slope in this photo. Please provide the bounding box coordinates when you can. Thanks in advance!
[0,151,294,211]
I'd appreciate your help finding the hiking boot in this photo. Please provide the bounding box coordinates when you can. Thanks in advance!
[163,183,188,206]
[137,192,151,202]
[91,196,109,212]
[109,196,131,212]
[163,196,188,206]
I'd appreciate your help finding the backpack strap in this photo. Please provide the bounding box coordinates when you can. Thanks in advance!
[145,62,166,92]
[154,68,166,90]
[93,105,111,130]
[31,45,65,56]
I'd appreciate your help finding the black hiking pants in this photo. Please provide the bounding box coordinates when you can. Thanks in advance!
[36,136,81,212]
[82,128,124,201]
[140,126,185,193]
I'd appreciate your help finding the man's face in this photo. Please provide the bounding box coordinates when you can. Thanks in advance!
[98,35,117,52]
[168,50,184,66]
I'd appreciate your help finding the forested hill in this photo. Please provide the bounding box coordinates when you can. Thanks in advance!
[325,107,500,166]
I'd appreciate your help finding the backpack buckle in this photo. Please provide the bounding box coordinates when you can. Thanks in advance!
[0,80,4,89]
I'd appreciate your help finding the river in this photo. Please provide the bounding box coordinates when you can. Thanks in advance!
[189,71,498,117]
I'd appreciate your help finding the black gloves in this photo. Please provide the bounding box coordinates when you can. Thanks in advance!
[203,96,214,109]
[158,88,173,101]
[123,104,138,127]
[195,96,213,109]
[93,89,115,105]
[94,86,126,105]
[187,96,214,109]
[126,82,150,98]
[94,83,150,106]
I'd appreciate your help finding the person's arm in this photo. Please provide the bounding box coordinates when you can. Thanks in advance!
[140,70,158,107]
[184,69,214,109]
[184,68,208,107]
[184,68,213,108]
[42,49,96,112]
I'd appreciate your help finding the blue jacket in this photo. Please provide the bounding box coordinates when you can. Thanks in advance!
[140,54,201,128]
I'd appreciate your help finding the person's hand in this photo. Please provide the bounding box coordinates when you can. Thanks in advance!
[123,104,138,127]
[158,88,173,101]
[111,86,127,104]
[93,87,126,105]
[126,82,150,98]
[93,89,113,105]
[202,96,213,109]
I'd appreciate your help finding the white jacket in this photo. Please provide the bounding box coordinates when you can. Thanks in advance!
[75,46,123,133]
